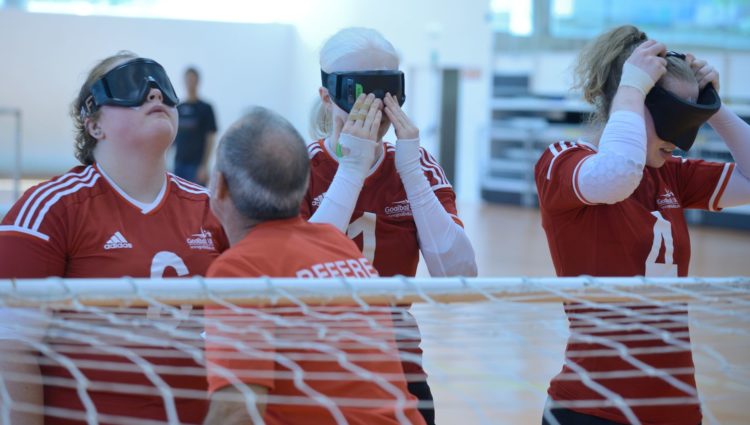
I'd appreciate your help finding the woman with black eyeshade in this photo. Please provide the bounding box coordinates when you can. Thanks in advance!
[301,27,478,425]
[534,25,750,425]
[0,51,228,424]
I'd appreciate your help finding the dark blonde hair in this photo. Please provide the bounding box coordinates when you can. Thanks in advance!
[71,51,138,165]
[574,25,696,127]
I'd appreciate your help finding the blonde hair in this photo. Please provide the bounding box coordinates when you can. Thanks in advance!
[309,27,399,140]
[574,25,696,128]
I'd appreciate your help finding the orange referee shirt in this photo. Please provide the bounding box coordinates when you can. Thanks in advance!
[205,216,425,425]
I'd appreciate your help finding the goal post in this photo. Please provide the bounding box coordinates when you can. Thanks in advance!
[1,276,746,307]
[0,276,748,425]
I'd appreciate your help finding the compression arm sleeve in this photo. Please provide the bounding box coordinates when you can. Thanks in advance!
[577,111,647,204]
[396,139,478,277]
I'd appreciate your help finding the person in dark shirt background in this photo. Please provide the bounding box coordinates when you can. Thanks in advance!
[174,66,217,185]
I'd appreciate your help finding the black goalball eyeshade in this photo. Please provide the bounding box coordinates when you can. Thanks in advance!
[82,58,179,116]
[321,70,405,113]
[644,52,721,152]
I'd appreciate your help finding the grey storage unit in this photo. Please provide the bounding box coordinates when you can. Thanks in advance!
[482,96,591,206]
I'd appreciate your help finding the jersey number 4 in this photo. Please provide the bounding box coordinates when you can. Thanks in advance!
[645,211,678,277]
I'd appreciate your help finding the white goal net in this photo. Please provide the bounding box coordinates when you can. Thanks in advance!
[0,276,748,425]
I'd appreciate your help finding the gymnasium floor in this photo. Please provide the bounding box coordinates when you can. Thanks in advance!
[415,203,750,424]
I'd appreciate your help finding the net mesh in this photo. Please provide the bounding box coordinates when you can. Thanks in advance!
[0,276,748,425]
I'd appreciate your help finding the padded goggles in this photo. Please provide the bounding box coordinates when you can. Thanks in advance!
[82,58,179,116]
[321,70,405,113]
[644,51,721,152]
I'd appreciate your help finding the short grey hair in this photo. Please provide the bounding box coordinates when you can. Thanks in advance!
[216,107,309,221]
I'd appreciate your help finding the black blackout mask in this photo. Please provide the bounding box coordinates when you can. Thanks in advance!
[82,58,179,116]
[644,57,721,152]
[321,70,405,113]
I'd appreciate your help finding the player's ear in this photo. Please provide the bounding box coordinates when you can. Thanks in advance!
[86,119,104,140]
[212,170,229,200]
[319,87,332,106]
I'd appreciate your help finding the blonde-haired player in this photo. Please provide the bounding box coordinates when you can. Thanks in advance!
[535,25,750,425]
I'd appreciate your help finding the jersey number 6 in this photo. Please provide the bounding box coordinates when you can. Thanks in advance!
[147,251,192,328]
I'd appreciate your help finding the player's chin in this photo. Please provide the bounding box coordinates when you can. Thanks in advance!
[148,127,177,149]
[645,153,667,168]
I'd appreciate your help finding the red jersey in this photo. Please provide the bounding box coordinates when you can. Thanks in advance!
[205,216,425,425]
[0,164,229,424]
[535,141,735,425]
[300,140,461,277]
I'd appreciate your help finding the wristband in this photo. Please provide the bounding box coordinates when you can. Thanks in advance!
[619,62,655,96]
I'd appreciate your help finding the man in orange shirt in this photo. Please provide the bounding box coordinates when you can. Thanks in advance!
[203,107,425,425]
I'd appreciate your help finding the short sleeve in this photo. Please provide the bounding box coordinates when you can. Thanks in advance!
[419,147,452,190]
[535,142,597,212]
[0,186,68,278]
[672,158,735,211]
[418,148,463,226]
[434,188,462,227]
[205,103,217,133]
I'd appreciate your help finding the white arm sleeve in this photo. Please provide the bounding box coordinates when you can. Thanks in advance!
[395,139,478,277]
[307,168,364,232]
[709,106,750,208]
[308,135,377,232]
[578,111,647,204]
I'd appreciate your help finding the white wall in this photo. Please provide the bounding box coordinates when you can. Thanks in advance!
[0,10,298,175]
[0,1,493,202]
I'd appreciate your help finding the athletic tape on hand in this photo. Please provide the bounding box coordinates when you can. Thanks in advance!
[338,133,378,176]
[619,62,656,96]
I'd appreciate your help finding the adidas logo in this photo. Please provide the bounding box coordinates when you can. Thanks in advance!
[104,231,133,250]
[312,192,326,207]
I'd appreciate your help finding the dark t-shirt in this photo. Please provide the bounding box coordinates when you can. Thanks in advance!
[175,100,217,165]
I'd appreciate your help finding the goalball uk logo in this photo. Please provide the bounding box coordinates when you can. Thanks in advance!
[187,228,215,251]
[657,189,680,209]
[384,199,412,218]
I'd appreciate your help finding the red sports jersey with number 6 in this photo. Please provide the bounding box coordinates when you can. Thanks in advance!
[300,140,461,277]
[0,164,229,424]
[535,141,735,425]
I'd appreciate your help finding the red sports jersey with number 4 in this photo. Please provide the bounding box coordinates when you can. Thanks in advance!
[0,164,229,424]
[300,140,461,277]
[535,141,735,425]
